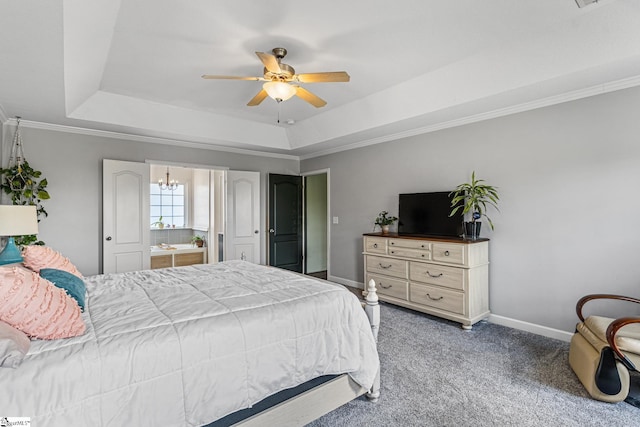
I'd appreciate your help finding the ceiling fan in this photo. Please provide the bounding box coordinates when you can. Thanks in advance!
[202,47,350,108]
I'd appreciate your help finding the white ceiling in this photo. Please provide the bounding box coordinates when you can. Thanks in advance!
[1,0,640,158]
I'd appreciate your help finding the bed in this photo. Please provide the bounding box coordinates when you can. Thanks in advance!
[0,260,380,426]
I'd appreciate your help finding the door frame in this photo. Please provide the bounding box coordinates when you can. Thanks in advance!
[301,169,330,277]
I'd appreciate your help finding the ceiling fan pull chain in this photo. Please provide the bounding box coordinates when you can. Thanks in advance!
[277,99,281,124]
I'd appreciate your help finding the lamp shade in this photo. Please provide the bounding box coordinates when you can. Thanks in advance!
[0,205,39,236]
[263,81,297,101]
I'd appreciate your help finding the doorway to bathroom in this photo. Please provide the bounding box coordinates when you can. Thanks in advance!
[150,164,226,268]
[103,159,261,274]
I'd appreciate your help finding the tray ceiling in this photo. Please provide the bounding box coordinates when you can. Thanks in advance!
[1,0,639,157]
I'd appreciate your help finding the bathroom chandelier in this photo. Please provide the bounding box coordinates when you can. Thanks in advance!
[158,167,178,191]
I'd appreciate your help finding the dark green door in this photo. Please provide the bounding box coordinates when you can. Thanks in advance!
[268,174,303,272]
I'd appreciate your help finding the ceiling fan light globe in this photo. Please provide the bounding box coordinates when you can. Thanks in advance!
[263,81,296,102]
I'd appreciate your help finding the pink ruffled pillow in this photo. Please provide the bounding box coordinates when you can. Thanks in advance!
[21,246,83,278]
[0,265,85,340]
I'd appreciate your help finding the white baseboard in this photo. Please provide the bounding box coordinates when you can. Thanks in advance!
[329,275,574,342]
[328,275,363,290]
[488,314,573,342]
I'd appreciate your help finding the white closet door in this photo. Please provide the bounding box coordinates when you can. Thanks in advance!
[225,170,260,263]
[103,159,150,273]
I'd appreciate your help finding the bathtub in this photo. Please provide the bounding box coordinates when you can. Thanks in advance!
[150,243,207,268]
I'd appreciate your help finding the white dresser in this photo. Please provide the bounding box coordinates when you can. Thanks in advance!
[363,233,489,329]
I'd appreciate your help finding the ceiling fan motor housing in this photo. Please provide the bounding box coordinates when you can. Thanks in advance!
[264,63,295,81]
[272,47,287,59]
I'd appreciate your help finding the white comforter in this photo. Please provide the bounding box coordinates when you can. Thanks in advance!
[0,261,379,426]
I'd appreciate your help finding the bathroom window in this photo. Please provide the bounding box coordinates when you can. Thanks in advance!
[150,184,186,228]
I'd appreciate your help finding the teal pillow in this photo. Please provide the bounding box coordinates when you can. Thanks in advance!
[39,268,86,311]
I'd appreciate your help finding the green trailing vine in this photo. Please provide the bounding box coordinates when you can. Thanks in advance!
[0,161,50,245]
[0,120,50,246]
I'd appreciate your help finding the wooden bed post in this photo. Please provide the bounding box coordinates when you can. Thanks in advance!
[364,278,381,402]
[364,279,380,342]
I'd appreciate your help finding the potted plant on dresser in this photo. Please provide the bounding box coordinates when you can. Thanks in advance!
[449,171,499,239]
[374,211,398,235]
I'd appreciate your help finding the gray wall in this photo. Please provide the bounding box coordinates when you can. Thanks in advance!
[4,85,640,333]
[301,85,640,333]
[1,127,298,276]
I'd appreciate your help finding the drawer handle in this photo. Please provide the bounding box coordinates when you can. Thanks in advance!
[379,263,393,269]
[426,293,443,301]
[426,271,443,278]
[444,251,450,256]
[379,283,392,289]
[390,250,395,254]
[421,254,425,258]
[373,243,378,248]
[390,242,395,245]
[421,244,425,248]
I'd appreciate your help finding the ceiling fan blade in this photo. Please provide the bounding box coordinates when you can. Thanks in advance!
[255,51,282,74]
[295,86,327,108]
[201,74,262,81]
[247,89,268,106]
[295,72,350,83]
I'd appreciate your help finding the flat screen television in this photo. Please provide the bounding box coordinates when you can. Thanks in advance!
[398,191,463,237]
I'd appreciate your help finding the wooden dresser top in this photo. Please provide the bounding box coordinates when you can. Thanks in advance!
[363,232,489,244]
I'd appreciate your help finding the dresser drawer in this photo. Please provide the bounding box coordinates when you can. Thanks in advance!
[388,238,431,251]
[366,255,407,279]
[388,247,431,261]
[432,243,465,265]
[410,283,464,315]
[364,237,387,254]
[409,262,465,290]
[366,273,408,300]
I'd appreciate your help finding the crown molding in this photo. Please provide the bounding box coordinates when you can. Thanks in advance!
[4,118,300,161]
[299,74,640,160]
[4,73,640,163]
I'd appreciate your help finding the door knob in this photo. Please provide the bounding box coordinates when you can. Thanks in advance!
[254,230,259,234]
[269,229,275,234]
[105,236,112,241]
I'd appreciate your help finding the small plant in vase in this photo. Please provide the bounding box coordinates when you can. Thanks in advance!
[151,216,164,229]
[191,235,205,248]
[374,211,398,235]
[449,171,499,239]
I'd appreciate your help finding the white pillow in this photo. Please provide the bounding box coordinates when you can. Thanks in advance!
[0,320,30,368]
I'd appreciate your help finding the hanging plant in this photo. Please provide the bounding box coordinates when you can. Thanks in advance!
[0,161,50,214]
[0,118,50,246]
